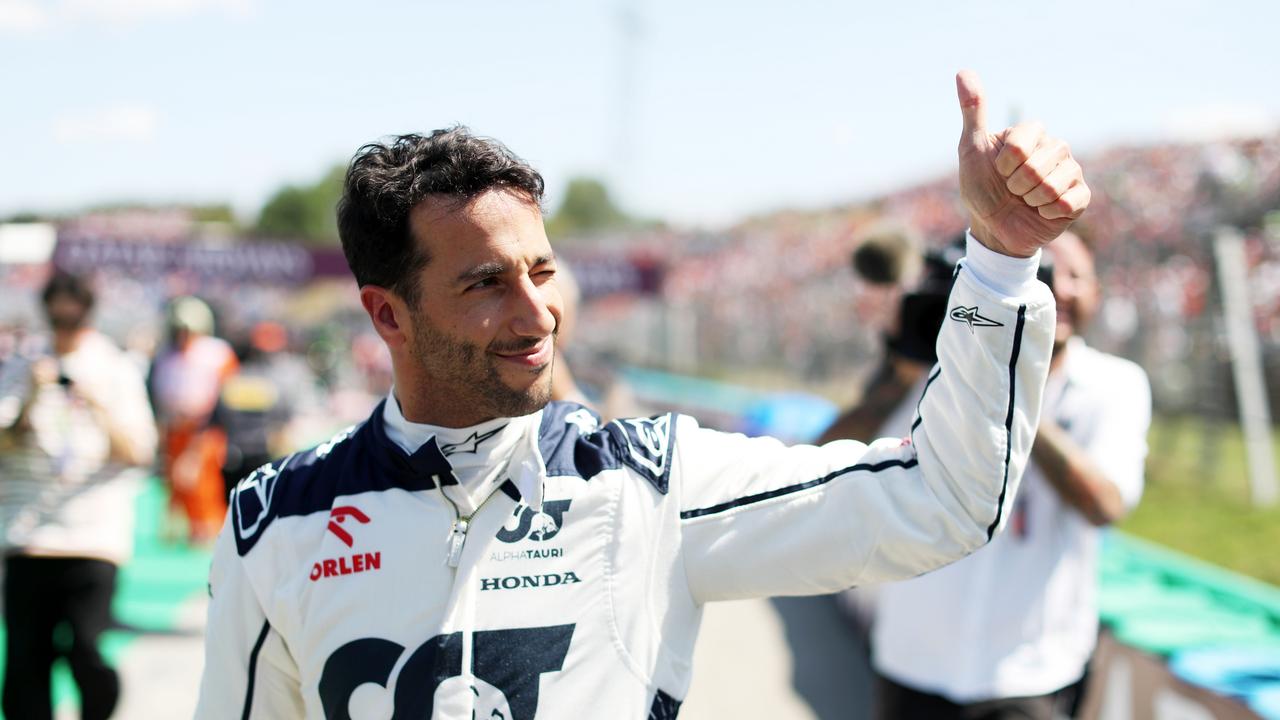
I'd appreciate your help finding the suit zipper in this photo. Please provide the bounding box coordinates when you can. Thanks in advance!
[446,516,469,568]
[439,471,510,569]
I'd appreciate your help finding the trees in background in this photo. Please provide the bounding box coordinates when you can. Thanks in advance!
[253,168,645,246]
[544,177,634,240]
[255,165,345,245]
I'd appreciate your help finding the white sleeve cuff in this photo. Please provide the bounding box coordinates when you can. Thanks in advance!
[963,231,1043,298]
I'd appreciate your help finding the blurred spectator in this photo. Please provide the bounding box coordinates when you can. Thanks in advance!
[864,232,1153,719]
[548,261,639,420]
[148,296,237,543]
[562,132,1280,423]
[819,232,963,448]
[548,260,595,409]
[208,322,310,498]
[0,271,156,720]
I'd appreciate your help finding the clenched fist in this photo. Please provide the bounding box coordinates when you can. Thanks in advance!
[956,70,1090,258]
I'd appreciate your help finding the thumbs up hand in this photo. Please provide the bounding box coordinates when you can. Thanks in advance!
[956,70,1089,258]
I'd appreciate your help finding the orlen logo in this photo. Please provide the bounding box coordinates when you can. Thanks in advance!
[326,506,369,547]
[310,552,381,582]
[311,506,380,582]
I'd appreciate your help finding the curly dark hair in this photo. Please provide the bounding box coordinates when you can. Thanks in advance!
[337,127,546,303]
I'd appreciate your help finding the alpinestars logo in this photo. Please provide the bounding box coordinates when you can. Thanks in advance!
[949,305,1004,333]
[327,506,370,547]
[440,425,505,455]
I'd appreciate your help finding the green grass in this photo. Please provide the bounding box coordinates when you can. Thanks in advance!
[0,478,210,718]
[1120,416,1280,586]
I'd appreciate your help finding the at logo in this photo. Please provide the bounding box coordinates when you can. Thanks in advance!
[496,499,571,544]
[607,414,675,492]
[233,462,281,546]
[949,305,1004,333]
[327,506,370,548]
[618,416,670,477]
[318,624,575,720]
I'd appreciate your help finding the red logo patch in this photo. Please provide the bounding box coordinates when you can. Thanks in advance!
[327,505,370,547]
[310,552,382,582]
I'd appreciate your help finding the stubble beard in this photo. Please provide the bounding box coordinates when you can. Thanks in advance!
[409,312,554,421]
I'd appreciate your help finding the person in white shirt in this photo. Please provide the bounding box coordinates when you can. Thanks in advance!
[194,71,1093,719]
[0,271,158,720]
[869,230,1152,719]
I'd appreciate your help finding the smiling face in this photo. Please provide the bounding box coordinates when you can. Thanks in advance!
[383,188,562,426]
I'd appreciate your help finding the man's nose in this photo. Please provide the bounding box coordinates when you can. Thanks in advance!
[509,277,557,338]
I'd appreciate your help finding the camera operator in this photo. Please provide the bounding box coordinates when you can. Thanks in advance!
[0,271,157,720]
[825,230,1151,719]
[820,231,965,448]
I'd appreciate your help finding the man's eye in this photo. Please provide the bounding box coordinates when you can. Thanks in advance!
[468,278,499,291]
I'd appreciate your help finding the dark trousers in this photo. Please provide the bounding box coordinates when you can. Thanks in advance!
[3,555,120,720]
[876,672,1085,720]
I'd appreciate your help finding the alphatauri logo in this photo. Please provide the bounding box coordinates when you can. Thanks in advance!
[496,500,571,544]
[481,572,583,592]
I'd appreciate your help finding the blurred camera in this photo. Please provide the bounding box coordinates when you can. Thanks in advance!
[853,233,1054,365]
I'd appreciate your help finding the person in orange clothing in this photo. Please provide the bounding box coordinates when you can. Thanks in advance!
[148,296,237,544]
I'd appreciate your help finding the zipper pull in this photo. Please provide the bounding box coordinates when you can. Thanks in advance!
[446,518,469,568]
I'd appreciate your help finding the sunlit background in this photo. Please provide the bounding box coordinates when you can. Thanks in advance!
[2,1,1280,718]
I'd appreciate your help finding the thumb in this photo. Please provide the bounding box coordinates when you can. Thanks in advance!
[955,69,987,140]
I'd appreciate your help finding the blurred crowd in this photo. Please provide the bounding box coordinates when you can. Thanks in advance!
[4,134,1277,440]
[0,130,1276,717]
[0,267,393,546]
[0,132,1275,557]
[567,132,1280,417]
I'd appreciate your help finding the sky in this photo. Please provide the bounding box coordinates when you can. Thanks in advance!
[2,0,1278,228]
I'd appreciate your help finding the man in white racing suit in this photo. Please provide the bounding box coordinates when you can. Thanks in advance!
[195,71,1090,719]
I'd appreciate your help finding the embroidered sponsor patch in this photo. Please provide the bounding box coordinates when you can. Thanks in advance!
[949,305,1003,333]
[607,414,675,493]
[496,500,572,544]
[232,462,281,551]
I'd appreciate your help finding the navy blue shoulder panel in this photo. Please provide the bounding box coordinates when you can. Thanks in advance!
[537,401,622,481]
[602,413,677,494]
[231,400,454,556]
[537,403,677,495]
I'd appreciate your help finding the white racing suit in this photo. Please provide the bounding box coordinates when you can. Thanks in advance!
[195,237,1054,719]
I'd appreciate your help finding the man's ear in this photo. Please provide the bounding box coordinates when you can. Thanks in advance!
[359,285,410,349]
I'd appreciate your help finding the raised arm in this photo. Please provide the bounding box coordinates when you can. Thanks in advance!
[676,71,1087,603]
